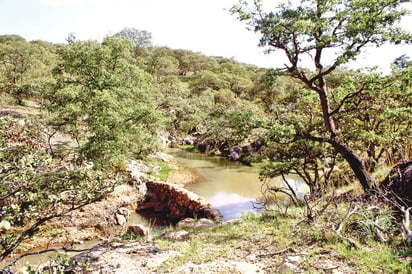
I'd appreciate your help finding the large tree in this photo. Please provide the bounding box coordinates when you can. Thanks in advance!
[231,0,411,192]
[47,36,162,166]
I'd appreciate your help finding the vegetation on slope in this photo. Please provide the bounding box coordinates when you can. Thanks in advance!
[0,0,411,270]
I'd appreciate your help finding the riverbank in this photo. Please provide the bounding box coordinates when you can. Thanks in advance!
[49,201,412,273]
[4,157,412,273]
[0,155,206,270]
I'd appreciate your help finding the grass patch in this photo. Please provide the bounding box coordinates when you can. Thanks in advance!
[178,144,198,152]
[150,203,412,272]
[153,161,176,181]
[336,244,412,273]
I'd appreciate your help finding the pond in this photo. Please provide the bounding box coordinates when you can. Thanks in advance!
[168,149,307,220]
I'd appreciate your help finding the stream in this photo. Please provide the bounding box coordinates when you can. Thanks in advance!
[167,149,307,220]
[1,149,307,271]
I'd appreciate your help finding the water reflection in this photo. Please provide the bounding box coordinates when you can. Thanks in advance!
[168,149,306,220]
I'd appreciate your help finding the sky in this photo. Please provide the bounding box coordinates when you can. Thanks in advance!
[1,0,411,72]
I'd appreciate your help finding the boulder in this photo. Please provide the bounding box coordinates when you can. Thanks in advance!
[221,219,241,226]
[381,158,412,209]
[65,242,179,273]
[139,181,211,221]
[126,224,149,236]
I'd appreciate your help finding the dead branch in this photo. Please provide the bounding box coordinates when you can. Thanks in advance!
[257,247,296,257]
[374,216,387,242]
[334,203,360,249]
[401,207,412,242]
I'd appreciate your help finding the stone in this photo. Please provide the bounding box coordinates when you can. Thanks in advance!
[126,224,149,236]
[194,218,215,228]
[115,213,127,226]
[176,218,215,228]
[277,255,302,273]
[178,260,265,273]
[117,207,130,217]
[149,152,172,162]
[177,218,196,228]
[202,207,222,220]
[278,262,300,273]
[162,230,190,241]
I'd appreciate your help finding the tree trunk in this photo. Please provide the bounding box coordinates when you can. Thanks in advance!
[330,137,376,192]
[315,82,375,192]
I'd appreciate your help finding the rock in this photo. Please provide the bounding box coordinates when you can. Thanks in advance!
[278,261,300,273]
[141,181,211,220]
[176,218,215,228]
[126,224,149,236]
[195,218,215,228]
[149,152,172,162]
[177,218,196,228]
[152,165,161,175]
[117,207,130,217]
[162,230,189,241]
[115,213,127,226]
[202,207,222,220]
[126,160,152,183]
[183,135,197,145]
[278,255,302,273]
[381,158,412,209]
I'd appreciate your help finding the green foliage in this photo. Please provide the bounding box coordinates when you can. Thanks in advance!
[0,38,56,104]
[173,49,217,76]
[232,0,412,192]
[0,117,117,260]
[47,36,163,166]
[330,70,412,170]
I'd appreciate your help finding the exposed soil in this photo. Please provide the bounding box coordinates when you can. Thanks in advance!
[166,163,203,186]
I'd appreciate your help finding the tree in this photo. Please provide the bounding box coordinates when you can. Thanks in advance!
[0,40,36,102]
[0,38,56,104]
[231,0,411,192]
[0,34,25,43]
[173,49,217,76]
[116,27,152,49]
[145,47,179,80]
[393,54,410,69]
[0,117,116,261]
[115,28,153,66]
[47,36,162,166]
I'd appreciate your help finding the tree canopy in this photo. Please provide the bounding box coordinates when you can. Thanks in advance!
[231,0,411,192]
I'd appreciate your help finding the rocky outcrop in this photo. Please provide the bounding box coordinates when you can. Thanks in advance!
[137,181,220,221]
